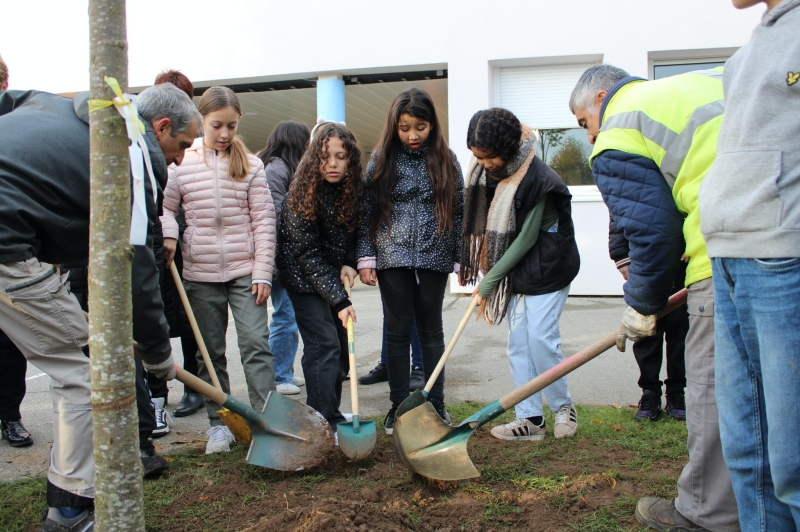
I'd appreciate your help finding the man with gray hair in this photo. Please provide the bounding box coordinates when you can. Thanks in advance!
[570,66,739,531]
[0,82,200,531]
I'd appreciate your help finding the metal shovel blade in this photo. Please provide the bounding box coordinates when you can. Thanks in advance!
[337,415,377,460]
[395,388,428,419]
[245,391,336,471]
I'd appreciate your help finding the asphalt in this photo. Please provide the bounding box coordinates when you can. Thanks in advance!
[1,280,662,482]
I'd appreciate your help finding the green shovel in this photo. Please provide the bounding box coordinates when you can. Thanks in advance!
[337,316,377,459]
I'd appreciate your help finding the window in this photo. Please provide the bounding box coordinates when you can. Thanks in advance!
[536,128,595,186]
[653,61,725,80]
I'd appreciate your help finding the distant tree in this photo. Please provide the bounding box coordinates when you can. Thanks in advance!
[537,128,568,164]
[550,137,594,186]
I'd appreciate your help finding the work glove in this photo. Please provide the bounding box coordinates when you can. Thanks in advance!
[616,306,657,352]
[142,355,177,381]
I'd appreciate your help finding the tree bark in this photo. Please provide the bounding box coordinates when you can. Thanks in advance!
[88,1,145,530]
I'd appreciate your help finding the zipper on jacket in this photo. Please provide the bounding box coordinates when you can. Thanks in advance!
[214,150,226,282]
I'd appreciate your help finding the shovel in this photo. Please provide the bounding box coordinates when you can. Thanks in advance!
[169,261,252,446]
[392,289,688,481]
[396,297,479,419]
[174,366,335,471]
[336,316,377,459]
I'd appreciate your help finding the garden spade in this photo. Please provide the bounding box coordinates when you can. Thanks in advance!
[175,366,336,471]
[337,317,377,459]
[392,289,688,482]
[396,297,479,419]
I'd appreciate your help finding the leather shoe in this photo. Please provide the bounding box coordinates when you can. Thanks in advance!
[173,392,203,418]
[635,497,708,531]
[1,419,33,447]
[358,362,388,385]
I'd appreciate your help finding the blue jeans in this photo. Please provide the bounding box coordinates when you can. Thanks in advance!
[713,258,800,531]
[505,286,572,418]
[269,280,299,385]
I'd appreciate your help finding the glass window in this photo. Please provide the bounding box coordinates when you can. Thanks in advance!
[536,128,595,186]
[653,61,725,80]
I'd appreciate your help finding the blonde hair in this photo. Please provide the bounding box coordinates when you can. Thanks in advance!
[197,86,250,180]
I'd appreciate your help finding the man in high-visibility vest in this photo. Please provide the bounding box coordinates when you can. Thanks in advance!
[570,65,739,531]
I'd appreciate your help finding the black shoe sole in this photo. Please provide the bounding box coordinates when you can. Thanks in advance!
[358,376,388,385]
[2,434,33,447]
[173,406,201,417]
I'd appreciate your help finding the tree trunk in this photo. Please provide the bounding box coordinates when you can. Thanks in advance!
[88,1,145,530]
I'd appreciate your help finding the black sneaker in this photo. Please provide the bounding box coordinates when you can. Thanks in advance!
[140,443,169,478]
[384,403,399,435]
[635,390,662,422]
[1,419,33,447]
[430,399,451,425]
[359,362,388,385]
[666,392,686,421]
[41,507,94,531]
[409,366,424,391]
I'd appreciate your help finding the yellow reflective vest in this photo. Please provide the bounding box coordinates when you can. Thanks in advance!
[589,68,724,287]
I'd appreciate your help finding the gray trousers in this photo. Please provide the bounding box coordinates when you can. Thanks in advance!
[675,278,740,531]
[0,259,93,501]
[184,275,276,425]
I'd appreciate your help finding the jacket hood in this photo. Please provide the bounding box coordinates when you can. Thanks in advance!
[764,0,800,25]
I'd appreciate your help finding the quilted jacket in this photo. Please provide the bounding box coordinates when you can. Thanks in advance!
[161,137,276,283]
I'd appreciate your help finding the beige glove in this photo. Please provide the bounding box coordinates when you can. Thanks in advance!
[142,355,177,381]
[616,306,657,352]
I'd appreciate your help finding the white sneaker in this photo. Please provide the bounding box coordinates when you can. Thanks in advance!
[490,418,546,441]
[276,382,301,395]
[342,413,353,422]
[292,376,306,387]
[334,431,339,446]
[151,397,172,438]
[554,404,578,439]
[205,425,235,454]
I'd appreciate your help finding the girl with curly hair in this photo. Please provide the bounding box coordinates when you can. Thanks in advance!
[357,88,464,434]
[460,108,580,443]
[277,121,363,431]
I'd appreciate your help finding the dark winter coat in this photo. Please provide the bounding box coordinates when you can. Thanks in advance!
[356,143,464,272]
[0,90,172,365]
[277,181,357,312]
[607,215,630,270]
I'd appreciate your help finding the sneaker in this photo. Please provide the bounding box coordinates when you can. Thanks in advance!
[635,497,707,531]
[41,507,94,532]
[665,392,686,421]
[409,366,424,392]
[491,418,546,441]
[554,404,578,439]
[636,390,663,422]
[342,413,353,422]
[276,382,301,395]
[151,397,172,438]
[359,362,388,385]
[430,399,451,425]
[140,444,169,478]
[384,403,399,435]
[205,425,235,454]
[1,419,33,447]
[292,376,306,387]
[334,431,339,446]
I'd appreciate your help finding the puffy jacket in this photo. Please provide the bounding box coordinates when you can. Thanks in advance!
[277,181,357,312]
[590,71,723,314]
[161,137,276,283]
[356,142,464,272]
[607,215,630,270]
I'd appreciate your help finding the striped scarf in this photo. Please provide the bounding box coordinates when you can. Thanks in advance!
[459,125,537,324]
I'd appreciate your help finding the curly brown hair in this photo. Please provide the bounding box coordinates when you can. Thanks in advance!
[287,122,363,231]
[466,108,522,164]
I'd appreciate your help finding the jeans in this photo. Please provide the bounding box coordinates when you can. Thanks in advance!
[380,295,423,368]
[378,269,448,405]
[287,290,348,428]
[505,287,572,418]
[713,258,800,531]
[269,280,300,385]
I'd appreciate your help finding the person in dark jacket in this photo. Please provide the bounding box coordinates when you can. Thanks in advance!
[277,121,363,433]
[460,108,580,442]
[0,329,32,448]
[0,83,200,530]
[356,88,464,434]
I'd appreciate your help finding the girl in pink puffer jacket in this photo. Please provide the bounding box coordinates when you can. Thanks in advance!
[161,86,277,454]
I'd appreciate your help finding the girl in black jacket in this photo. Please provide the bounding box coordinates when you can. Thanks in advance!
[356,88,464,433]
[277,122,363,431]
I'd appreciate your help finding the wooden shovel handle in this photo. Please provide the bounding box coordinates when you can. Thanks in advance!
[498,289,689,410]
[423,297,480,393]
[169,261,222,390]
[344,284,360,416]
[175,365,228,406]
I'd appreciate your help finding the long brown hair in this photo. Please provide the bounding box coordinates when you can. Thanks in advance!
[287,122,363,231]
[197,86,250,180]
[369,88,456,242]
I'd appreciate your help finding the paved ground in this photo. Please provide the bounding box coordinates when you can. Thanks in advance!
[2,280,664,482]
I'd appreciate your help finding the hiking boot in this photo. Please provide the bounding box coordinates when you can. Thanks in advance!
[151,397,171,438]
[409,366,424,391]
[359,362,388,385]
[41,507,94,532]
[635,497,708,531]
[636,390,662,422]
[276,382,301,395]
[430,399,451,425]
[384,403,399,435]
[205,425,235,454]
[554,404,578,439]
[140,443,169,478]
[491,418,546,441]
[173,392,202,417]
[666,392,686,421]
[1,419,33,447]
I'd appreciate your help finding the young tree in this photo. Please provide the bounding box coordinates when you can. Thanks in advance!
[88,0,145,530]
[550,137,594,186]
[537,128,568,164]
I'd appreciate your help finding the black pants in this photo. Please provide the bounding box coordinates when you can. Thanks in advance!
[633,299,689,396]
[377,268,448,405]
[136,357,156,445]
[287,290,348,429]
[0,328,27,421]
